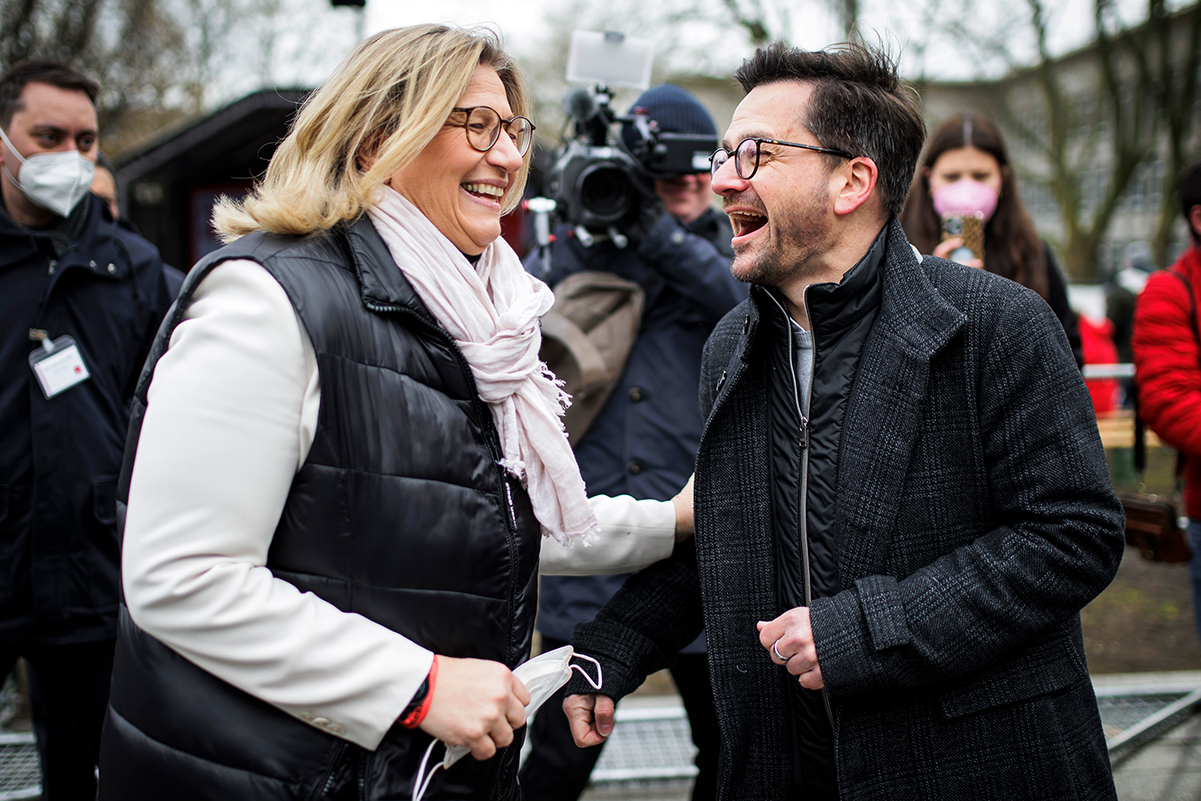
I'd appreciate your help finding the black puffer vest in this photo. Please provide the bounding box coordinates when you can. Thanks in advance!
[99,219,541,800]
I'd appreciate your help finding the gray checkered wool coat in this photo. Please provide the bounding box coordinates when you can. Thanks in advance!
[571,220,1124,800]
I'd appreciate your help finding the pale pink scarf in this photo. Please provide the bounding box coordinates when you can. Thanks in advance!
[367,188,598,546]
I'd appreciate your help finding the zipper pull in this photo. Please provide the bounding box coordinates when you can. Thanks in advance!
[799,416,809,449]
[503,476,518,529]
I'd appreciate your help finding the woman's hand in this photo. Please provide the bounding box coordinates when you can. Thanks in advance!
[419,657,530,760]
[932,237,984,270]
[672,474,695,543]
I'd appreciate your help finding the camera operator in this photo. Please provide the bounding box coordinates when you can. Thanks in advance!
[520,84,746,801]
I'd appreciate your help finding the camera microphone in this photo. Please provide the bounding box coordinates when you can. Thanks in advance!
[562,87,599,123]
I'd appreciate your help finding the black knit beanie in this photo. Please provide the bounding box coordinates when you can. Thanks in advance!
[621,84,716,148]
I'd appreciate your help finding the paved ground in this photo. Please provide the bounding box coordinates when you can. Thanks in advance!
[1102,672,1201,800]
[581,778,693,801]
[578,673,1201,801]
[1112,711,1201,801]
[579,710,1201,801]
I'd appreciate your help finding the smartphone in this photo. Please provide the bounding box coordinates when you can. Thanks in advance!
[940,212,985,265]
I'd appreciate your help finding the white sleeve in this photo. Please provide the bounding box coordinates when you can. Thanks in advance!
[122,259,431,751]
[538,495,676,575]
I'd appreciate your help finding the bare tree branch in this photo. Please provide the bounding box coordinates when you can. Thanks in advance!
[720,0,771,45]
[0,0,349,151]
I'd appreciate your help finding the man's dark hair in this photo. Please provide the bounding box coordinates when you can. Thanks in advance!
[733,41,925,218]
[1179,157,1201,243]
[0,59,100,129]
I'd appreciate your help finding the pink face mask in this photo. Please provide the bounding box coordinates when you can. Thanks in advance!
[932,179,999,221]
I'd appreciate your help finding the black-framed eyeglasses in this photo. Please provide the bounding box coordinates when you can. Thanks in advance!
[447,106,536,157]
[709,137,854,180]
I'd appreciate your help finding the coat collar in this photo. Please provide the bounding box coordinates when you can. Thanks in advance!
[833,219,967,580]
[736,218,961,365]
[0,194,127,286]
[342,215,436,323]
[741,218,965,358]
[873,218,967,359]
[715,218,968,584]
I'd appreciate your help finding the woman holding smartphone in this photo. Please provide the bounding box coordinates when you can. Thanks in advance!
[901,112,1082,367]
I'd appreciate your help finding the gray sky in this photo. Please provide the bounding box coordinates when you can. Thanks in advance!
[238,0,1172,119]
[363,0,1149,81]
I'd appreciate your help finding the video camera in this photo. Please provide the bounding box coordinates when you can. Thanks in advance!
[535,32,716,248]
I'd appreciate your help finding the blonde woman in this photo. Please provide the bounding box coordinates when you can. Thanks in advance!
[98,25,684,801]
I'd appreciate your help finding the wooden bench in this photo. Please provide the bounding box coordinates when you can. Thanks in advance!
[1097,410,1162,450]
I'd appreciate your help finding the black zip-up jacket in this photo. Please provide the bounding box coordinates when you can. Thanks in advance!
[756,226,886,796]
[100,218,541,800]
[0,194,168,646]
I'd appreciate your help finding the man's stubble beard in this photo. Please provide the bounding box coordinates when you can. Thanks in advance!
[729,185,831,289]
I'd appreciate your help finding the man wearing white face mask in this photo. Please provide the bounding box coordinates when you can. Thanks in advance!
[0,59,170,800]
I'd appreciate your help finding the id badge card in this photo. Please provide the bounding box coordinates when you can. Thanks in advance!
[29,335,91,399]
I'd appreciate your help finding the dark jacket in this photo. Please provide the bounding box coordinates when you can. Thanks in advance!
[526,209,745,651]
[571,219,1124,800]
[1042,243,1085,369]
[754,226,888,796]
[0,193,169,646]
[100,219,541,800]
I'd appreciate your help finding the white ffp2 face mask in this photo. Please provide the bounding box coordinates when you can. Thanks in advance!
[511,645,603,723]
[412,646,603,801]
[0,125,95,218]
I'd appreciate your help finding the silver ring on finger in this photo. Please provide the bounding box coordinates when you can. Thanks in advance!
[772,639,786,663]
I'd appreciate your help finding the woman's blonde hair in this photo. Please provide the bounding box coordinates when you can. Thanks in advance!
[213,24,531,241]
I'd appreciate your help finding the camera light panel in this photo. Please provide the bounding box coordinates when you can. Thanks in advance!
[566,30,653,90]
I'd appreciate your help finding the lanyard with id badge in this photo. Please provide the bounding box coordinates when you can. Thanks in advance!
[28,329,90,399]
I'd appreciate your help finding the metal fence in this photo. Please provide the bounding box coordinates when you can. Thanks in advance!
[2,677,1197,797]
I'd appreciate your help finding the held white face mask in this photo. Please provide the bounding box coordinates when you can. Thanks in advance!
[0,125,95,218]
[412,646,603,801]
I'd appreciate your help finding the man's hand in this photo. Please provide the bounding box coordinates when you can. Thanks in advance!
[758,607,824,690]
[419,656,530,760]
[563,693,616,747]
[671,473,695,543]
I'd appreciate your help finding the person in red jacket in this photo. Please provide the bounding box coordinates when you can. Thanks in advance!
[1132,157,1201,642]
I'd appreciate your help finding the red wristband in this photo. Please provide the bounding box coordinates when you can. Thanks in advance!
[400,655,438,729]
